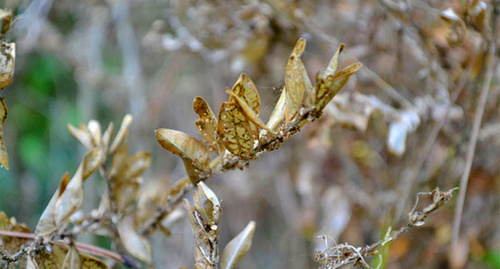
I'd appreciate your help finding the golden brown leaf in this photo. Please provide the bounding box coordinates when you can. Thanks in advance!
[226,90,274,134]
[193,96,221,154]
[315,62,362,111]
[217,101,258,160]
[155,129,211,183]
[0,212,30,254]
[228,73,261,116]
[0,9,12,37]
[194,182,222,229]
[284,38,314,122]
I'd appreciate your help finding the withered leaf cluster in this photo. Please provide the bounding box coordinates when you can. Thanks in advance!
[0,9,14,170]
[156,38,362,184]
[184,182,255,269]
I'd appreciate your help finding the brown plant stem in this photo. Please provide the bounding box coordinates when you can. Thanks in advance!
[451,43,496,246]
[0,230,126,264]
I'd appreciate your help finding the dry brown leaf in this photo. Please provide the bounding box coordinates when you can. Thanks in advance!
[0,9,12,37]
[155,129,211,183]
[35,173,71,237]
[117,221,152,264]
[228,73,261,116]
[220,221,256,269]
[109,114,132,154]
[119,151,151,181]
[193,96,221,154]
[284,38,314,122]
[226,90,274,134]
[217,101,258,160]
[82,148,102,181]
[101,122,114,160]
[194,182,222,229]
[87,120,102,149]
[0,96,8,169]
[315,62,362,111]
[0,212,30,254]
[0,42,15,89]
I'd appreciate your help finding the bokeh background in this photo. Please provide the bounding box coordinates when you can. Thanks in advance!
[0,0,499,268]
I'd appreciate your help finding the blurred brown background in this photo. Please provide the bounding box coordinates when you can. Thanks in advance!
[0,0,498,268]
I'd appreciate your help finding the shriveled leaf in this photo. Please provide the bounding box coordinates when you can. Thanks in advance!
[0,9,12,36]
[117,221,152,264]
[109,145,128,178]
[226,90,274,134]
[109,114,132,154]
[0,97,8,169]
[217,101,258,160]
[82,148,102,181]
[35,173,71,237]
[87,120,102,149]
[80,252,108,269]
[315,62,362,111]
[220,221,256,269]
[62,245,82,269]
[0,212,30,254]
[194,182,222,228]
[0,42,15,89]
[119,151,151,181]
[322,44,345,78]
[55,172,83,227]
[284,38,314,121]
[156,129,210,182]
[266,88,286,131]
[68,123,93,150]
[115,177,140,212]
[101,122,114,160]
[193,96,221,154]
[228,73,261,116]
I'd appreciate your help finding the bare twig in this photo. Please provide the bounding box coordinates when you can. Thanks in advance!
[452,40,497,246]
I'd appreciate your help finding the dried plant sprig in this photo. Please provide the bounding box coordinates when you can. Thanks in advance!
[315,187,458,269]
[144,38,362,236]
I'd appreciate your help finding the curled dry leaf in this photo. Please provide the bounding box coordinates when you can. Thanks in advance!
[266,88,286,131]
[68,124,94,150]
[194,182,222,229]
[87,120,102,149]
[193,96,221,154]
[55,149,101,227]
[217,101,258,160]
[0,96,8,169]
[100,122,114,161]
[228,73,261,116]
[226,91,274,134]
[284,38,313,122]
[109,114,132,154]
[117,221,152,264]
[30,244,108,269]
[35,173,71,237]
[156,128,210,183]
[220,221,256,269]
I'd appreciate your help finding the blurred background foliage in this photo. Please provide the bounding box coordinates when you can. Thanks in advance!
[0,0,498,268]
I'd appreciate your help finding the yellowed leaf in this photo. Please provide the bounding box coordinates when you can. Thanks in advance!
[109,114,132,154]
[155,129,211,183]
[101,122,114,159]
[117,221,152,264]
[228,73,261,116]
[82,148,102,181]
[284,38,314,122]
[226,90,274,134]
[315,62,362,111]
[119,151,151,181]
[217,101,258,160]
[0,212,30,254]
[322,44,345,79]
[0,96,8,169]
[193,96,221,154]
